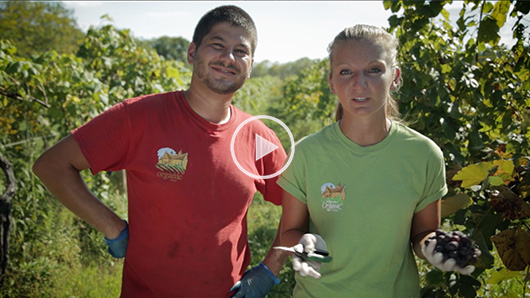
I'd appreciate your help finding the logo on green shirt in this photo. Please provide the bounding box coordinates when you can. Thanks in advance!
[320,182,345,212]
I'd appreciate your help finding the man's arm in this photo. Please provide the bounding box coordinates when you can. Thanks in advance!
[229,200,289,298]
[32,134,126,238]
[260,217,289,276]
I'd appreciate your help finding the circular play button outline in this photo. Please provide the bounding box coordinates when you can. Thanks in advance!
[230,115,295,179]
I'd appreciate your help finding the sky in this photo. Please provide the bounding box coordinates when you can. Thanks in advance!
[63,1,517,64]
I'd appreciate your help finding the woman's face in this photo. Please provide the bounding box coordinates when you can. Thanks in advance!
[328,39,398,120]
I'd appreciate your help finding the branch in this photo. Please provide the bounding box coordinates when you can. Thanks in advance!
[0,86,50,108]
[0,153,16,204]
[0,152,15,283]
[476,0,485,64]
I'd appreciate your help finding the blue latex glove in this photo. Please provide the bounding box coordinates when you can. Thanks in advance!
[230,263,280,298]
[104,220,129,258]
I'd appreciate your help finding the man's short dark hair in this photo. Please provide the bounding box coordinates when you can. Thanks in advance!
[192,5,257,55]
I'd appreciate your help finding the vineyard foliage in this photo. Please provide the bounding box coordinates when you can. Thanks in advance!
[388,1,530,297]
[0,1,84,58]
[0,1,529,297]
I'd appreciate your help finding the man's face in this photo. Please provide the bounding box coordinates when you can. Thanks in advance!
[188,22,254,95]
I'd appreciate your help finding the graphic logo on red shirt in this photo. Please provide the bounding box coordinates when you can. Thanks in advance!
[156,147,188,181]
[320,182,346,212]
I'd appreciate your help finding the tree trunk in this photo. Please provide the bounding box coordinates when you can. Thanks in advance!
[0,153,16,286]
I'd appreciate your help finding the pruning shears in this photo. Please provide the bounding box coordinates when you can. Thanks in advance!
[274,245,333,263]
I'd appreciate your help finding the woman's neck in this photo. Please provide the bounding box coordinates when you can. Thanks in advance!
[339,116,391,147]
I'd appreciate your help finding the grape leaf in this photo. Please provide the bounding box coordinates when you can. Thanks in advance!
[516,227,530,267]
[488,176,505,186]
[491,159,514,182]
[441,193,473,218]
[489,186,530,220]
[453,162,493,188]
[491,0,510,28]
[491,227,530,271]
[486,268,521,284]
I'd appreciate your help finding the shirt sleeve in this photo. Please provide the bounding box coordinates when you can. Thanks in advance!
[256,128,288,206]
[415,141,448,213]
[276,140,308,204]
[71,100,132,175]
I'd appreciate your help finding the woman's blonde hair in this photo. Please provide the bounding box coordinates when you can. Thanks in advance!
[328,24,401,122]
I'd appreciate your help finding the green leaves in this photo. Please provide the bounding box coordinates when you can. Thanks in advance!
[280,59,335,140]
[0,2,84,57]
[441,193,473,218]
[453,159,515,188]
[487,267,523,284]
[477,17,500,50]
[5,61,41,79]
[0,22,195,294]
[453,162,492,188]
[477,1,511,50]
[491,0,510,28]
[1,1,528,296]
[383,0,530,295]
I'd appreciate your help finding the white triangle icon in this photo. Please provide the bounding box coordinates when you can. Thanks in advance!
[255,134,279,161]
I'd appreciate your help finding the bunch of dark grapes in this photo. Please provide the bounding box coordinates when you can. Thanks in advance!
[425,230,481,268]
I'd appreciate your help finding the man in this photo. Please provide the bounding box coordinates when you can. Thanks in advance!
[33,5,287,297]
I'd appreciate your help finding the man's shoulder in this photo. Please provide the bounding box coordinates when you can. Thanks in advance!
[231,105,254,120]
[124,90,180,106]
[232,107,273,132]
[113,91,182,117]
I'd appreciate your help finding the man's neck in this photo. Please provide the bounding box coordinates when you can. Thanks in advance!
[183,85,233,124]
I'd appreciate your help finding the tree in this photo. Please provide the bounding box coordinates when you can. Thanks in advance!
[252,57,316,79]
[274,1,529,296]
[275,59,336,141]
[1,0,528,295]
[0,152,16,286]
[0,23,191,296]
[384,0,529,296]
[149,36,190,63]
[0,1,84,57]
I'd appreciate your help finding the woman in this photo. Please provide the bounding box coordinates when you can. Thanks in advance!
[277,25,474,297]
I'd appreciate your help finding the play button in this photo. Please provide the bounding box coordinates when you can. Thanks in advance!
[230,115,295,180]
[255,134,278,161]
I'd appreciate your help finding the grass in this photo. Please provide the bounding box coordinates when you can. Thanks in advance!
[2,192,288,298]
[6,190,527,297]
[247,193,295,297]
[48,261,123,298]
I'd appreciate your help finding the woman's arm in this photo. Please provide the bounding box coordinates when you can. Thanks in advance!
[410,198,441,260]
[279,189,310,247]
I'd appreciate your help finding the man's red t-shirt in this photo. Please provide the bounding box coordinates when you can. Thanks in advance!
[72,91,287,297]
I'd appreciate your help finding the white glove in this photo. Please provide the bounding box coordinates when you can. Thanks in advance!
[292,233,327,279]
[421,239,477,275]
